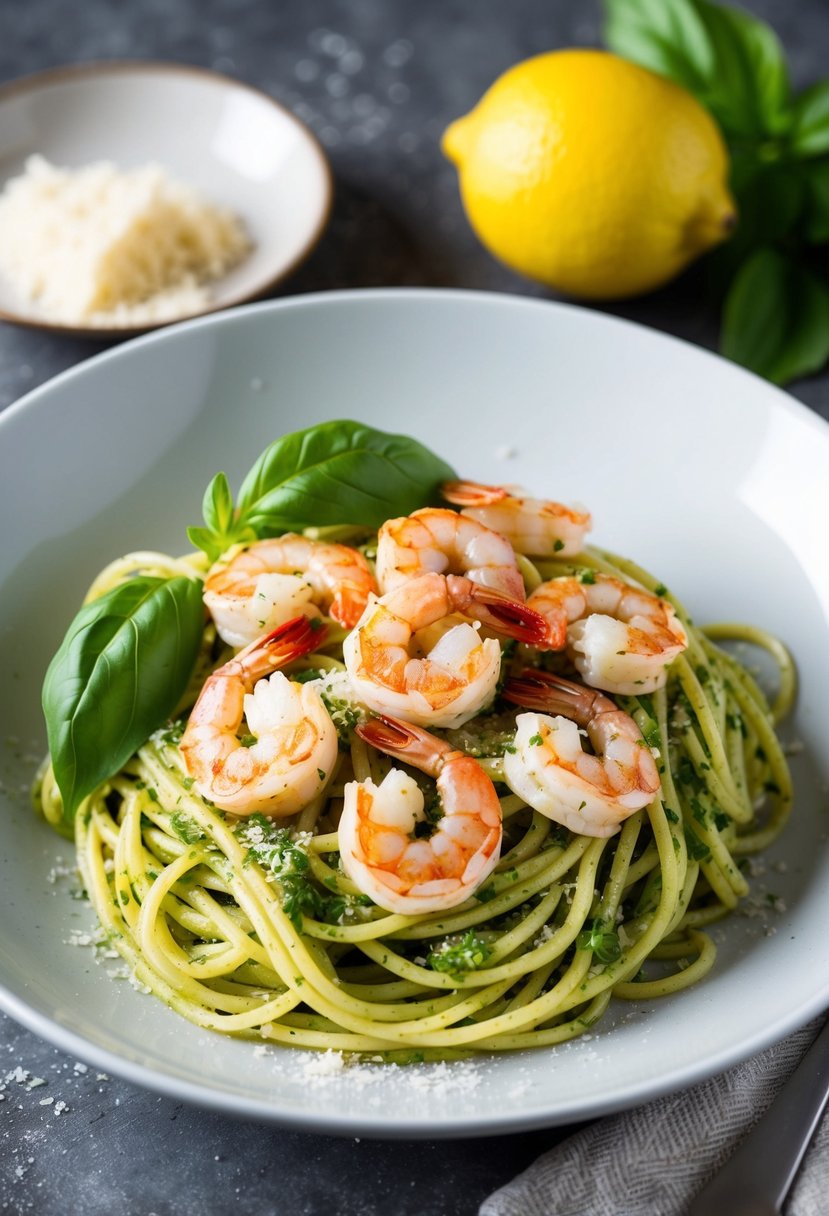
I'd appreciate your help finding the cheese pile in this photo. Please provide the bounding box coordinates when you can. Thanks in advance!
[0,155,251,326]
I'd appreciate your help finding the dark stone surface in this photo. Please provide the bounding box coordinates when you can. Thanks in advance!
[0,1,827,1213]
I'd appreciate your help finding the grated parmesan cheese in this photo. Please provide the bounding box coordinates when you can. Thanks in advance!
[0,155,251,325]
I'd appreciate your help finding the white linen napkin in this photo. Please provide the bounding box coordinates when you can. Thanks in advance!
[480,1019,827,1216]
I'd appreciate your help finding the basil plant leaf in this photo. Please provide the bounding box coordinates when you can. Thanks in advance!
[603,0,712,96]
[235,419,457,534]
[42,576,205,820]
[603,0,791,140]
[188,472,258,562]
[695,1,790,138]
[721,248,829,385]
[203,472,235,535]
[707,159,805,291]
[802,159,829,244]
[790,81,829,158]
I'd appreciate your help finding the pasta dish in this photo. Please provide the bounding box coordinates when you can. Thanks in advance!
[36,421,794,1060]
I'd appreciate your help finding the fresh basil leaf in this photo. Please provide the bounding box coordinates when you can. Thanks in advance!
[696,1,790,138]
[707,159,805,290]
[235,419,457,533]
[188,472,257,562]
[790,81,829,158]
[802,159,829,243]
[203,472,235,535]
[603,0,712,96]
[604,0,791,139]
[186,525,221,558]
[721,248,829,384]
[42,576,204,820]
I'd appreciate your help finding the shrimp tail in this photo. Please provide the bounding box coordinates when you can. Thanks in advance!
[503,669,610,721]
[236,616,325,683]
[357,714,448,779]
[446,575,551,645]
[330,586,369,629]
[441,480,508,508]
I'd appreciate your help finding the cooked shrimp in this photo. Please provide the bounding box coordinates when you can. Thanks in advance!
[203,536,376,648]
[528,574,688,694]
[180,617,337,817]
[375,507,524,599]
[442,480,591,557]
[343,571,549,729]
[339,715,502,913]
[502,670,661,838]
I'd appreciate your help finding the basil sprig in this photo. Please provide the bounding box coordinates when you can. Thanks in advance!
[44,420,456,818]
[604,0,829,385]
[187,419,457,562]
[42,576,204,820]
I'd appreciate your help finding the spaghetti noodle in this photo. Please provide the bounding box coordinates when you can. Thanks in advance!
[35,537,794,1060]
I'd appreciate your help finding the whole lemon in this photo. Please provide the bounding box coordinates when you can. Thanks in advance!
[442,50,736,299]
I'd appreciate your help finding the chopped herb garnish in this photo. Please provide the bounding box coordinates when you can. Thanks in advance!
[293,668,324,684]
[474,882,498,904]
[427,930,492,977]
[577,918,622,964]
[690,797,707,825]
[684,826,711,861]
[642,719,661,749]
[318,684,363,746]
[160,719,185,745]
[169,812,205,844]
[239,814,351,928]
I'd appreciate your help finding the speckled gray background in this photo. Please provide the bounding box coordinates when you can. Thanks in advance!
[1,1,827,1213]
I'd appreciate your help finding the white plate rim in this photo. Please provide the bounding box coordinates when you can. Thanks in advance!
[1,287,827,1137]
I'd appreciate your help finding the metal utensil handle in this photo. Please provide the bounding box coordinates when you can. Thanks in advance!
[687,1018,829,1216]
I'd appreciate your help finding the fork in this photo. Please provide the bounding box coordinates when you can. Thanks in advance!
[686,1017,829,1215]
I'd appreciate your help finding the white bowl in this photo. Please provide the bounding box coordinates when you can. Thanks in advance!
[0,290,827,1135]
[0,62,332,336]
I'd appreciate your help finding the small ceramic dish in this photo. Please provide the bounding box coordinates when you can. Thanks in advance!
[0,61,333,337]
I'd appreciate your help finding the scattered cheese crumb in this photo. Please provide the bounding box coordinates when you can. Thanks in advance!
[0,155,251,326]
[303,1050,346,1078]
[47,861,76,884]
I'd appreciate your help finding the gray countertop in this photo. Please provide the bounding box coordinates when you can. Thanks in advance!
[1,1,828,1213]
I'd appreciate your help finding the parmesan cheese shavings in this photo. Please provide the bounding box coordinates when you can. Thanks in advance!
[0,155,251,325]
